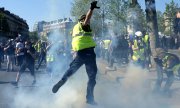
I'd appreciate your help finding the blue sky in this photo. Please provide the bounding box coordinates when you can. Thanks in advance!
[0,0,179,31]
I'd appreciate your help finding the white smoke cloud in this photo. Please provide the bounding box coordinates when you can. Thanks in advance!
[2,1,179,108]
[2,62,178,108]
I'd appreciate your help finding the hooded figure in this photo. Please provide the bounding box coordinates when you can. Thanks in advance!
[154,48,180,96]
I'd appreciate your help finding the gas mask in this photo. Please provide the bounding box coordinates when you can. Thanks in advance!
[137,37,142,43]
[138,39,141,43]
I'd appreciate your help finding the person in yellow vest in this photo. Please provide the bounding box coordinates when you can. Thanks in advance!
[154,48,180,97]
[52,1,100,105]
[36,41,47,70]
[105,33,118,71]
[46,42,55,77]
[34,40,41,55]
[143,32,151,69]
[102,39,111,61]
[132,31,145,68]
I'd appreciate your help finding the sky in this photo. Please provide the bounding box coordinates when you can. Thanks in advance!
[0,0,179,31]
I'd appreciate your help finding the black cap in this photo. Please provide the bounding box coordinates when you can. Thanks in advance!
[78,14,86,21]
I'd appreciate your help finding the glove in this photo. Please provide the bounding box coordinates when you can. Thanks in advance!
[90,1,100,10]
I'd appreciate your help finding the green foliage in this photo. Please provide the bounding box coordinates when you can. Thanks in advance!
[40,35,47,41]
[0,12,10,33]
[0,12,4,19]
[106,0,128,21]
[164,0,178,18]
[29,31,39,41]
[130,4,146,32]
[164,0,179,35]
[70,0,91,21]
[157,11,165,33]
[70,0,146,36]
[70,0,107,37]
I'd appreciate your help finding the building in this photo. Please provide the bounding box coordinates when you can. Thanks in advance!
[34,18,74,42]
[0,7,29,40]
[33,21,46,33]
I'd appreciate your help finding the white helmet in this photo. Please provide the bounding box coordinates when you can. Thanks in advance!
[18,34,21,37]
[135,31,142,37]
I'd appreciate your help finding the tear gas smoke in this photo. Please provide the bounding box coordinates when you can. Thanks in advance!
[3,61,172,108]
[1,1,175,108]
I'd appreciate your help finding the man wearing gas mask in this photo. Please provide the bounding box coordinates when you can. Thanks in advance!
[132,31,145,68]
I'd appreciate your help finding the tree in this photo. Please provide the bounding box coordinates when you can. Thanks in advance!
[127,0,146,34]
[29,31,39,41]
[164,0,179,35]
[156,11,165,33]
[0,12,3,31]
[101,0,146,35]
[70,0,145,36]
[70,0,105,37]
[145,0,159,67]
[0,12,10,33]
[105,0,129,34]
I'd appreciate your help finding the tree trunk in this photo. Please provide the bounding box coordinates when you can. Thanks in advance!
[145,0,159,67]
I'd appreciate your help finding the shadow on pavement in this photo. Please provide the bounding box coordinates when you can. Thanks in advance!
[0,81,10,84]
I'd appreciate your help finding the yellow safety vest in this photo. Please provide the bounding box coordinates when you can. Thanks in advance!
[34,42,41,53]
[46,54,54,62]
[143,35,149,49]
[103,40,111,49]
[132,39,145,61]
[37,43,41,52]
[173,64,180,76]
[72,22,96,51]
[162,54,180,76]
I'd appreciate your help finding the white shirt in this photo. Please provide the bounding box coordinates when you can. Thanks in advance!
[16,42,24,56]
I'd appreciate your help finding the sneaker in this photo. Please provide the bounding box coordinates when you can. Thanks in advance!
[86,100,98,105]
[52,80,66,93]
[106,66,113,70]
[11,81,18,86]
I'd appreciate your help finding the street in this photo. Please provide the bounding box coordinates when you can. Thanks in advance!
[0,57,180,108]
[0,0,180,108]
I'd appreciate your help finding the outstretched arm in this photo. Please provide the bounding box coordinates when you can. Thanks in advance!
[82,1,100,26]
[83,9,93,26]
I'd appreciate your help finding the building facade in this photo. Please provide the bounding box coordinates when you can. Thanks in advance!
[0,7,29,40]
[34,18,74,42]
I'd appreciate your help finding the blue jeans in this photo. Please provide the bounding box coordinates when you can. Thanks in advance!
[154,65,174,92]
[37,52,46,69]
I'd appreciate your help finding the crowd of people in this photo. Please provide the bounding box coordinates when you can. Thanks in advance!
[160,35,179,49]
[95,31,150,70]
[95,30,180,97]
[0,1,179,105]
[0,34,70,86]
[0,30,180,98]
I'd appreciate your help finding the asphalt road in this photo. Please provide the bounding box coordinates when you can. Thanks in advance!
[0,55,180,108]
